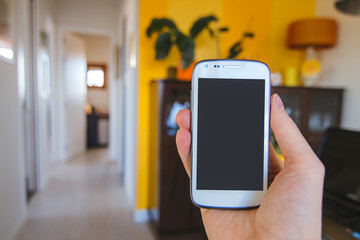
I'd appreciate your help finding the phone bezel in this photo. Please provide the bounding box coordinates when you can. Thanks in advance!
[191,59,271,209]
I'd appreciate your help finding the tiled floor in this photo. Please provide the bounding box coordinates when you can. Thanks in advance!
[14,148,155,240]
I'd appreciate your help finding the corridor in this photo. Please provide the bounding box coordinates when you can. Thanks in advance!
[14,148,154,240]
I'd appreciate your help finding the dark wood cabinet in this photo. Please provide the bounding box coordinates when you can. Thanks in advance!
[148,80,344,235]
[271,86,344,151]
[149,80,204,235]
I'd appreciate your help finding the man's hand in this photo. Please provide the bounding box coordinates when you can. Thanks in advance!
[176,94,325,240]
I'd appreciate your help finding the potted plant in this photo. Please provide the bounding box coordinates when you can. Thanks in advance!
[146,15,228,80]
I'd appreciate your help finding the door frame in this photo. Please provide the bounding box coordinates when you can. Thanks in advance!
[21,0,38,199]
[29,0,42,192]
[56,25,117,162]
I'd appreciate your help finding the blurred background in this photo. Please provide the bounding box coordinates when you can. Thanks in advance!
[1,0,359,239]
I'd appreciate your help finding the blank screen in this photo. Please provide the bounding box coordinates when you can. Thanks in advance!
[197,78,265,190]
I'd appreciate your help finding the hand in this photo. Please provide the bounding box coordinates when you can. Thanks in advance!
[176,94,325,240]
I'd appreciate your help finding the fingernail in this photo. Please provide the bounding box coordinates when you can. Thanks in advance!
[273,94,284,110]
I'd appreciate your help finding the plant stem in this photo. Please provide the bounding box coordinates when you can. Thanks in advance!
[214,21,221,58]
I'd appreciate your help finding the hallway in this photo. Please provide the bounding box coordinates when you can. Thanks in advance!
[14,148,154,240]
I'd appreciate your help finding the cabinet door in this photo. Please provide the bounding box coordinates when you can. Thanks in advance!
[158,82,203,234]
[308,94,341,132]
[307,93,342,150]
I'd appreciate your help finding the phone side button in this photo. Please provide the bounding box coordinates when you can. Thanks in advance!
[190,90,193,111]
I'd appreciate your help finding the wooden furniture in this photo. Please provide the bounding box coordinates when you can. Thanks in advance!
[87,109,109,147]
[271,86,344,151]
[148,80,344,235]
[149,80,204,235]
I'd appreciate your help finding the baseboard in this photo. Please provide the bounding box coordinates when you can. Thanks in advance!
[134,208,157,223]
[134,209,149,223]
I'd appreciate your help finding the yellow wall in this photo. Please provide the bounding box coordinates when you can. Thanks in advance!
[138,0,315,210]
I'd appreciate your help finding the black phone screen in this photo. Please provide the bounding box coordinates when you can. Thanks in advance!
[196,78,265,190]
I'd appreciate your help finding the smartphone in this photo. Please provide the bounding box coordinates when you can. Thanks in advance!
[191,59,270,209]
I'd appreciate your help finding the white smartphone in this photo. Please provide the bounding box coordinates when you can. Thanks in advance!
[191,59,270,209]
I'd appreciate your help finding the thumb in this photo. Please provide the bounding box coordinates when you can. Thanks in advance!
[270,94,318,168]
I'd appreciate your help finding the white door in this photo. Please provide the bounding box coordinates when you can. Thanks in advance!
[64,33,87,160]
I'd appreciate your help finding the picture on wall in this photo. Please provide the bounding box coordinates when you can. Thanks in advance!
[0,0,13,60]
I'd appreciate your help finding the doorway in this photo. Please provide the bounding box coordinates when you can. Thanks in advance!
[63,32,112,160]
[80,33,111,151]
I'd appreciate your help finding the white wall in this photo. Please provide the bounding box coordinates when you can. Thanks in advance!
[116,0,139,210]
[54,0,119,160]
[315,0,360,130]
[0,0,28,239]
[84,34,110,63]
[81,34,110,110]
[0,64,25,240]
[0,60,26,240]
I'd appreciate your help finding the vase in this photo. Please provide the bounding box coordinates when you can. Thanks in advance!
[177,60,196,81]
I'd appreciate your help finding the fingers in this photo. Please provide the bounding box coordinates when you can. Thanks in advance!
[176,128,191,176]
[176,109,192,176]
[270,94,317,167]
[176,109,191,130]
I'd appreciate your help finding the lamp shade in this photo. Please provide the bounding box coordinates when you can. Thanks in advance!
[287,18,338,49]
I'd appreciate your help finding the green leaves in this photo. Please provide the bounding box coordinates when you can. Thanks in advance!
[227,31,255,59]
[153,30,195,68]
[190,15,218,38]
[146,15,227,69]
[219,27,229,32]
[175,31,195,69]
[146,18,177,37]
[228,42,243,59]
[155,32,172,59]
[243,32,254,38]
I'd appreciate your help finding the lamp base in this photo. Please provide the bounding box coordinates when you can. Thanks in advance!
[300,47,321,86]
[302,75,318,86]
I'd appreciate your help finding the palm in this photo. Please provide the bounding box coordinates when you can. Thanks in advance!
[175,95,324,240]
[201,167,320,240]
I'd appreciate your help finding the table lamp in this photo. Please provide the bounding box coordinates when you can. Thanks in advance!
[287,18,338,86]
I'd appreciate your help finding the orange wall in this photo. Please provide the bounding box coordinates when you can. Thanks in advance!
[270,0,316,71]
[221,0,272,62]
[138,0,168,210]
[138,0,315,210]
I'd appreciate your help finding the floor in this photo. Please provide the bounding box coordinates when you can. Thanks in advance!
[14,148,155,240]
